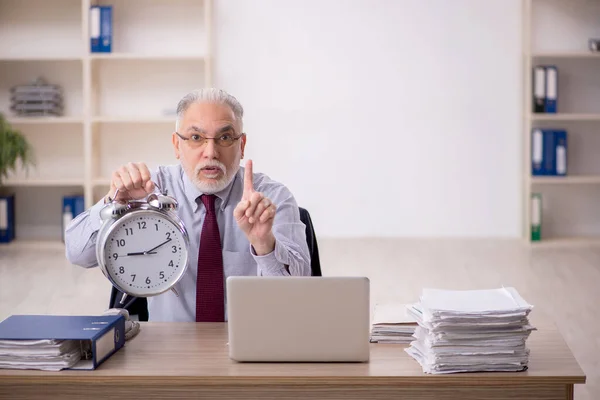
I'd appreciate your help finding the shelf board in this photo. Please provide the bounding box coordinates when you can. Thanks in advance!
[90,53,205,61]
[92,116,175,124]
[92,178,111,187]
[3,179,85,187]
[531,236,600,248]
[1,240,65,250]
[0,55,83,62]
[531,176,600,184]
[532,51,600,59]
[7,117,84,125]
[531,113,600,121]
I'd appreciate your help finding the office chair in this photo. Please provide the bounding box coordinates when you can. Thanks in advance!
[109,206,321,320]
[299,206,322,277]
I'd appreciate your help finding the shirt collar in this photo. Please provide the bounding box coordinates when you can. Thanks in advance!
[181,166,242,212]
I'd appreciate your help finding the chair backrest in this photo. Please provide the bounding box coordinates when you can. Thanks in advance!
[298,207,322,277]
[109,206,321,320]
[109,288,148,321]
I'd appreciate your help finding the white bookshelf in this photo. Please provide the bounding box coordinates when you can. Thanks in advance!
[0,0,212,241]
[524,0,600,246]
[531,114,600,122]
[533,52,600,59]
[531,176,600,185]
[7,117,84,125]
[91,116,175,123]
[90,54,205,61]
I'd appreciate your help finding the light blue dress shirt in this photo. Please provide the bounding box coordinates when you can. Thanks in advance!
[65,164,311,321]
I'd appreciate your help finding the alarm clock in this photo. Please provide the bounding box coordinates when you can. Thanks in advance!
[95,185,190,304]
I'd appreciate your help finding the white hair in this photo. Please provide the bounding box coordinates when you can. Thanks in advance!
[175,88,244,132]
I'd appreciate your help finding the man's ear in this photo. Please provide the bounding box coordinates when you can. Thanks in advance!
[172,132,180,159]
[240,134,247,159]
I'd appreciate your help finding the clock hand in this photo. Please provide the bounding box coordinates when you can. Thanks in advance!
[126,251,146,256]
[144,238,172,254]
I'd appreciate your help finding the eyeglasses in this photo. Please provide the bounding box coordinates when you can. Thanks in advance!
[174,131,244,148]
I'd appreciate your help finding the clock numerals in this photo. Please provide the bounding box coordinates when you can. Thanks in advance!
[107,216,184,291]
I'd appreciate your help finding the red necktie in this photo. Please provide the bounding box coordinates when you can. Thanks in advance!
[196,194,225,322]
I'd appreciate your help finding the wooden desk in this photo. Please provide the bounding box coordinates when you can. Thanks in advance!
[0,322,585,400]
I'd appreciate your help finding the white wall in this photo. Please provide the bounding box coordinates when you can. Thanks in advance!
[214,0,523,238]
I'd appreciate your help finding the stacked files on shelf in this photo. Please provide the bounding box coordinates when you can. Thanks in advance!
[10,77,64,117]
[370,303,418,344]
[405,287,536,374]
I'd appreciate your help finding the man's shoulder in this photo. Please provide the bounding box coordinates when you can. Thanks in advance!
[154,164,183,177]
[152,164,185,190]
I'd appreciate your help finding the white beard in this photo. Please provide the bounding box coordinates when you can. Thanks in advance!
[184,155,241,194]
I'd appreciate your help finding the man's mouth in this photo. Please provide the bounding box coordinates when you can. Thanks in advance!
[200,166,223,177]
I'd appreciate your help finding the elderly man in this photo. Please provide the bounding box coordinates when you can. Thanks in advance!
[65,88,311,322]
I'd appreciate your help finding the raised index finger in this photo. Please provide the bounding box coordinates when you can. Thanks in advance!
[243,159,254,198]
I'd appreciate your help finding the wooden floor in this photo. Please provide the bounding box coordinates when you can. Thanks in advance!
[0,238,598,400]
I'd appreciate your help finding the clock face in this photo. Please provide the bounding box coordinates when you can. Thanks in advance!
[101,210,189,297]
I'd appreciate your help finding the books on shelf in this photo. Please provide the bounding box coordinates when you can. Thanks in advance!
[531,193,542,241]
[531,128,567,176]
[10,77,64,117]
[405,287,536,374]
[0,194,15,243]
[90,5,112,53]
[370,303,417,344]
[532,65,557,114]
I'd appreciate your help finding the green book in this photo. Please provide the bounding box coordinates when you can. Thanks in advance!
[531,193,542,241]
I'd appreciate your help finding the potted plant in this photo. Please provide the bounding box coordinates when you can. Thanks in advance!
[0,112,34,242]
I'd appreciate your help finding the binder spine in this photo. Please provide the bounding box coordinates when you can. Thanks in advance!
[542,129,556,176]
[0,194,15,243]
[531,128,544,176]
[90,6,112,53]
[531,193,542,241]
[100,6,112,53]
[544,66,558,113]
[554,130,567,176]
[90,6,101,53]
[92,317,125,369]
[532,66,545,113]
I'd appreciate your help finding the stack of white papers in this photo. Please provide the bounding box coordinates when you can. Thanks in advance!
[370,303,418,344]
[405,287,535,374]
[0,339,83,371]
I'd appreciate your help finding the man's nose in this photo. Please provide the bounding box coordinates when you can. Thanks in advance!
[202,139,218,158]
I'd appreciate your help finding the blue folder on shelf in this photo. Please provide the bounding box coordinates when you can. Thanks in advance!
[531,128,567,176]
[0,314,125,370]
[90,5,112,53]
[0,194,15,243]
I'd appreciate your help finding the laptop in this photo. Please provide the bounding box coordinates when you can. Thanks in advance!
[226,276,370,362]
